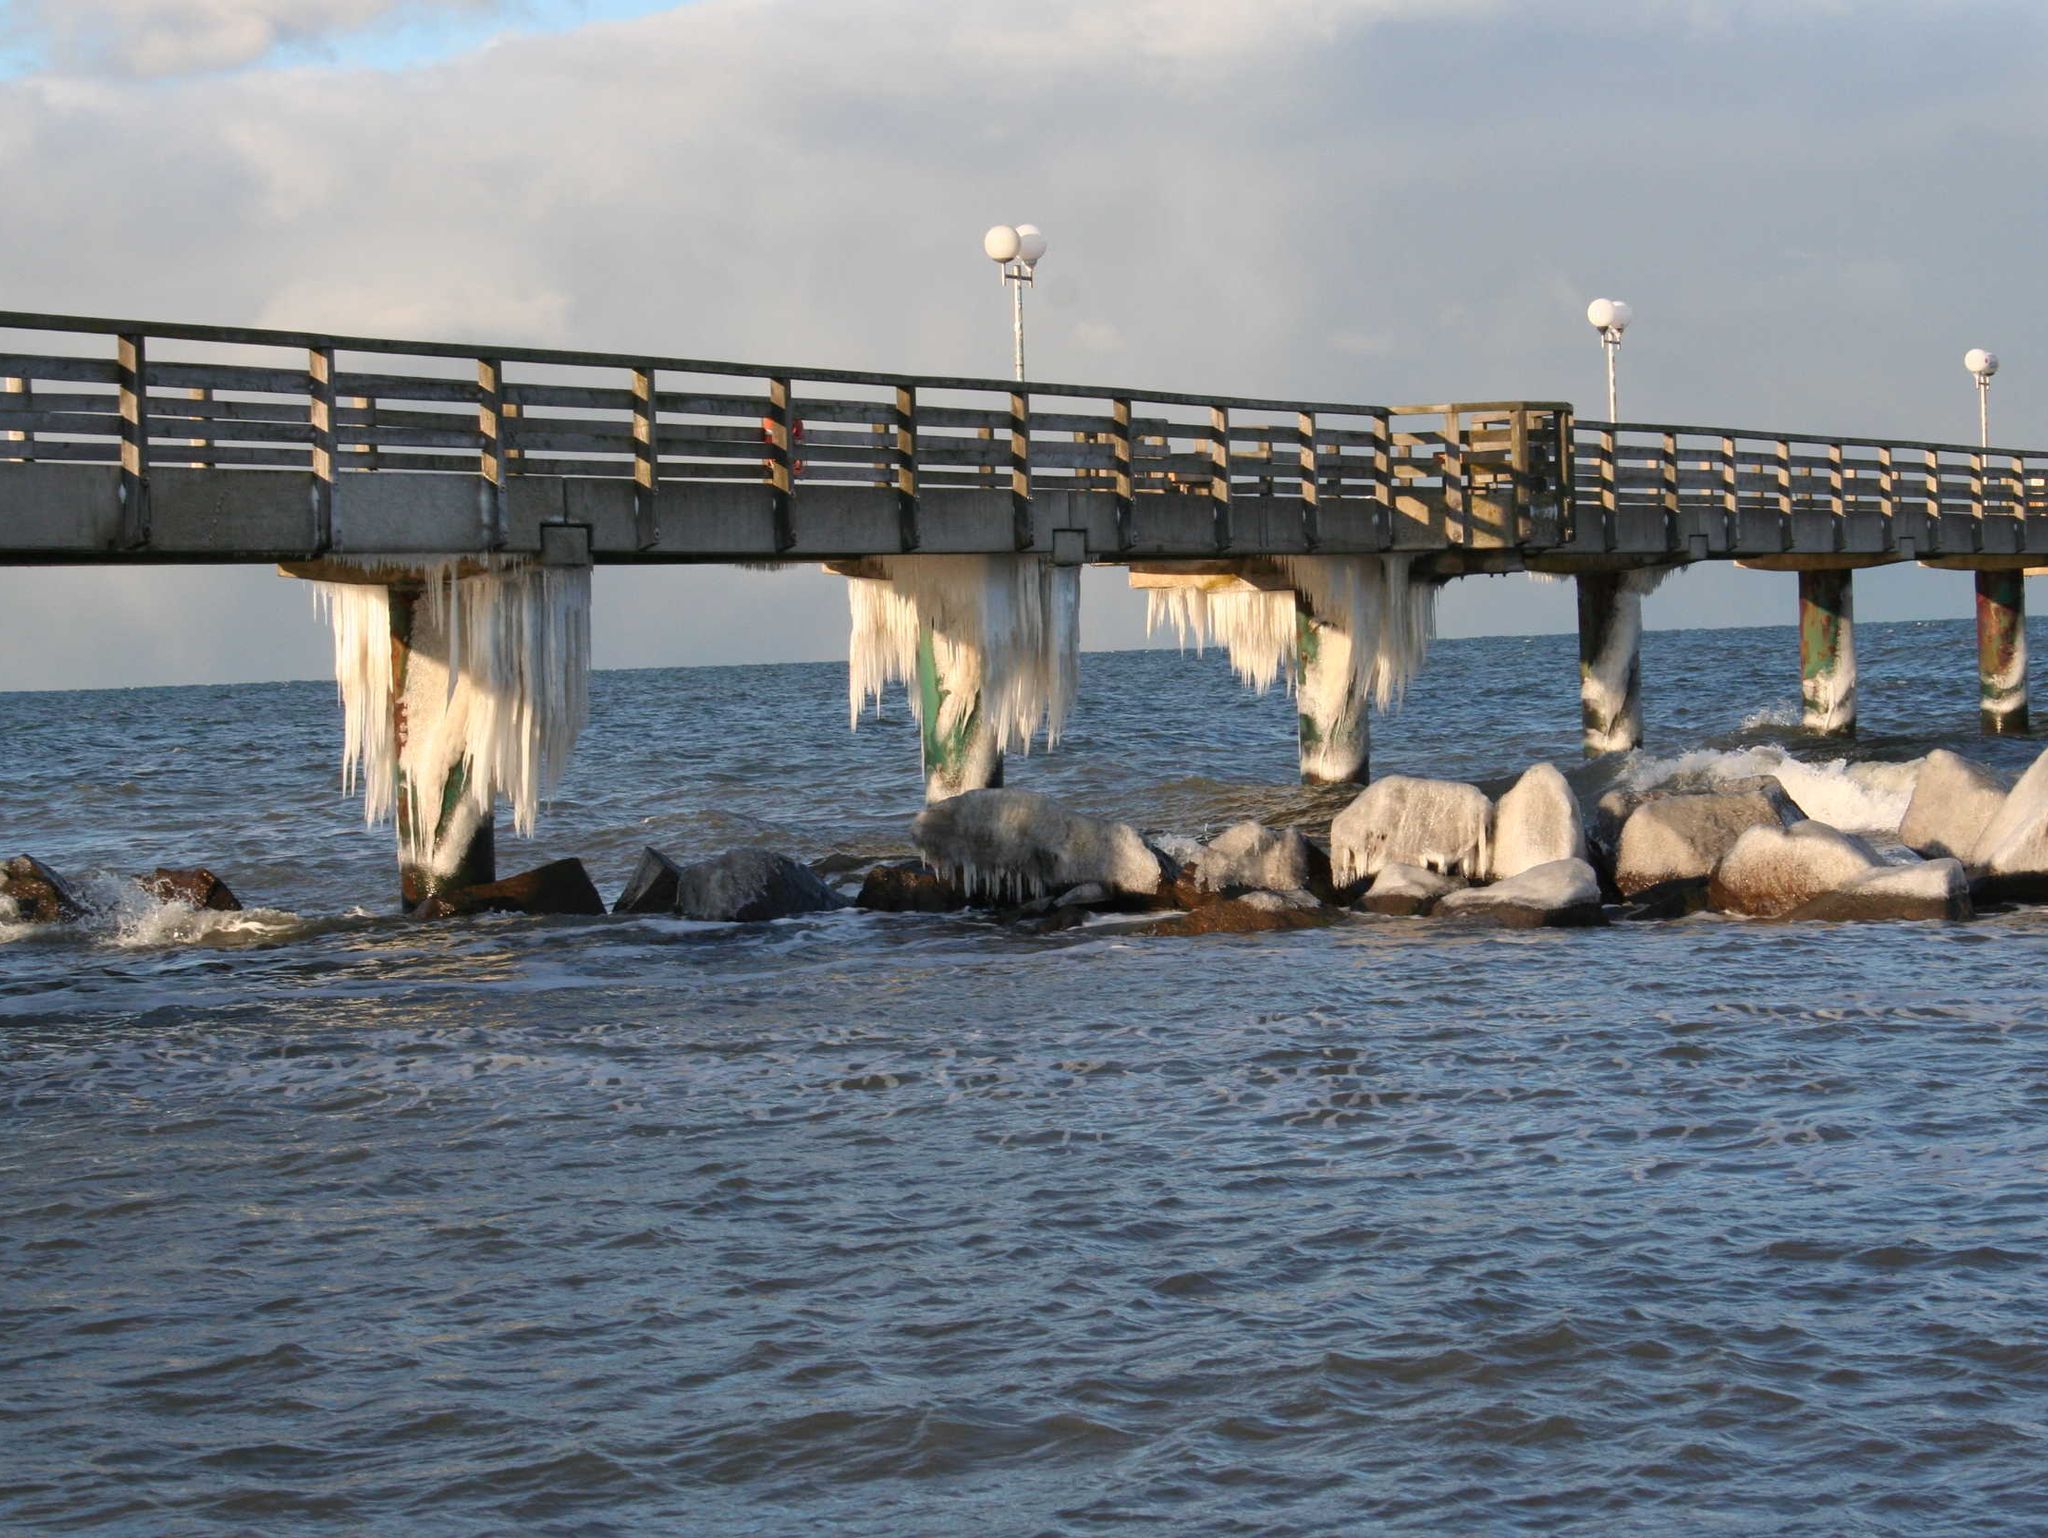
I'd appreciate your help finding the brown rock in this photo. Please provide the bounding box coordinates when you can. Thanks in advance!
[1136,895,1337,937]
[2,855,85,923]
[140,867,242,912]
[857,861,968,913]
[416,858,607,919]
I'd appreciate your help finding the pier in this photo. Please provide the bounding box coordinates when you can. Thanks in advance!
[3,309,2040,898]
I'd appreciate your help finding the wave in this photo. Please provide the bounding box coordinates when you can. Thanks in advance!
[1623,744,1920,835]
[0,870,306,950]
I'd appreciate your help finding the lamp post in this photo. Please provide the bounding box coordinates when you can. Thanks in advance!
[983,223,1047,381]
[1586,298,1633,420]
[1965,348,1999,447]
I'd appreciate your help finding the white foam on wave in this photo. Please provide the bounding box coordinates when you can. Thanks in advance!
[1624,745,1921,835]
[0,871,307,951]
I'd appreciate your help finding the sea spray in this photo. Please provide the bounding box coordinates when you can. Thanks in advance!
[312,558,591,864]
[1626,744,1920,837]
[847,555,1080,756]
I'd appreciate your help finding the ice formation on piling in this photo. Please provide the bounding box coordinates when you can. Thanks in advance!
[846,554,1081,754]
[313,558,591,863]
[1581,566,1670,754]
[1145,554,1436,710]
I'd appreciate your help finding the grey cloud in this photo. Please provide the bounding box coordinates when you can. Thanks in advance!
[0,0,2043,690]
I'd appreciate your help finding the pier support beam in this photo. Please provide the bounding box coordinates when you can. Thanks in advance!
[1576,572,1643,755]
[390,586,496,908]
[1296,596,1369,784]
[916,622,1003,802]
[1975,569,2029,735]
[1799,568,1856,737]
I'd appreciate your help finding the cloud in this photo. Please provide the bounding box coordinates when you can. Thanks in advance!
[4,0,502,77]
[0,0,2044,688]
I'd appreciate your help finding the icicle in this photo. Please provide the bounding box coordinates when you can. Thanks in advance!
[310,557,591,860]
[1144,555,1437,712]
[845,554,1080,755]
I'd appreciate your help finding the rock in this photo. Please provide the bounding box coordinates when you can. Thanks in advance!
[1898,750,2008,862]
[1053,882,1112,908]
[1189,821,1336,901]
[1614,784,1802,896]
[856,860,968,913]
[613,846,684,915]
[1706,821,1884,918]
[139,867,242,912]
[1489,763,1587,880]
[671,847,848,922]
[417,858,608,919]
[1966,748,2048,899]
[1,855,85,923]
[1357,862,1463,917]
[1435,858,1606,928]
[1329,775,1492,888]
[1615,877,1711,922]
[1238,887,1323,912]
[913,790,1164,904]
[1137,895,1336,936]
[1786,858,1972,922]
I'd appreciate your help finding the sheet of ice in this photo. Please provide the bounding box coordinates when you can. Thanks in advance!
[847,554,1080,756]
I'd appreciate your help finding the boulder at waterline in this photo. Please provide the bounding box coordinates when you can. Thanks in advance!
[1357,863,1463,917]
[1435,858,1605,928]
[1329,775,1491,887]
[912,790,1163,904]
[416,858,608,919]
[1786,858,1972,922]
[2,855,85,924]
[1965,748,2048,900]
[857,860,968,913]
[1138,890,1336,937]
[1613,783,1802,897]
[1898,750,2007,862]
[613,846,684,915]
[1191,822,1336,901]
[1706,821,1884,918]
[671,847,848,922]
[141,867,242,912]
[1489,763,1587,880]
[1615,877,1711,922]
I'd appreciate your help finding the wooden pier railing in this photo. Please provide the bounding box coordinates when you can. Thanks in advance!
[0,309,2039,565]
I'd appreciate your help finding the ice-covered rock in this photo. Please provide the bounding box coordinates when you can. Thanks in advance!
[1357,862,1462,917]
[1329,775,1491,886]
[416,857,608,919]
[1435,858,1604,928]
[1965,748,2048,899]
[139,867,241,912]
[1489,763,1587,880]
[1,856,84,923]
[1191,821,1330,898]
[669,847,848,922]
[1898,750,2008,862]
[913,790,1164,904]
[1706,820,1884,918]
[1786,858,1971,922]
[1613,784,1801,896]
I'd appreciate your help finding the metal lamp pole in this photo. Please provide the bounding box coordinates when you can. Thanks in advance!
[984,224,1048,382]
[1966,349,1999,447]
[1586,298,1633,419]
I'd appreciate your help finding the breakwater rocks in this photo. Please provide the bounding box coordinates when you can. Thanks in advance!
[18,741,2048,938]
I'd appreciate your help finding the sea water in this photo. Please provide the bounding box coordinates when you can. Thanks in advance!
[3,619,2047,1535]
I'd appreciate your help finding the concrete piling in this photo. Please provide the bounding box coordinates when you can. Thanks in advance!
[1798,568,1856,737]
[389,586,496,908]
[1295,597,1369,784]
[1576,572,1644,755]
[915,621,1003,802]
[1975,568,2029,735]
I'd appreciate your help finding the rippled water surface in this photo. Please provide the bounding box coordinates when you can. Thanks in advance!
[6,618,2048,1535]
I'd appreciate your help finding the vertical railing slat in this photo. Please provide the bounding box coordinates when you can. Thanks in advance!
[308,347,335,553]
[894,384,919,553]
[631,367,660,549]
[1009,388,1032,550]
[1111,396,1134,552]
[476,357,507,550]
[116,333,150,548]
[1297,409,1319,550]
[1208,405,1231,552]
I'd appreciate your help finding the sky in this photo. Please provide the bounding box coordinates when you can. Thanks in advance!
[1,0,2044,691]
